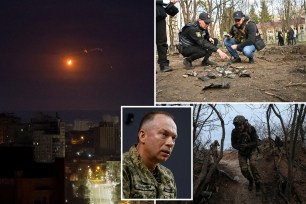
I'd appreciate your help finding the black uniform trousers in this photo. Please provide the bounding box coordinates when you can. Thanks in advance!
[156,18,169,67]
[278,37,284,46]
[182,38,218,62]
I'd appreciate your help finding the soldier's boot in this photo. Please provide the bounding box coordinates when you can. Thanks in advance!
[248,57,254,64]
[183,58,193,69]
[248,178,253,191]
[201,59,218,66]
[255,182,262,196]
[160,65,173,72]
[230,57,241,64]
[201,53,218,66]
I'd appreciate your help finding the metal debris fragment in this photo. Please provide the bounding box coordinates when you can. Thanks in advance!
[202,83,230,90]
[185,70,198,76]
[198,75,211,81]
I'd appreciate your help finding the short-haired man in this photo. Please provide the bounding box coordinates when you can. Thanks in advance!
[231,115,262,196]
[123,111,177,199]
[179,12,229,69]
[224,11,258,64]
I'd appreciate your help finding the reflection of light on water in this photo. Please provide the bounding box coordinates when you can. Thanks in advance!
[87,180,118,204]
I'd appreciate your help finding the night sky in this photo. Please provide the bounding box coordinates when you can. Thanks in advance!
[0,0,154,111]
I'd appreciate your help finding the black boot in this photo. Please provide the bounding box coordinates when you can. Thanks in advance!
[202,53,218,66]
[183,58,193,69]
[230,57,241,64]
[248,178,253,191]
[249,57,254,64]
[160,65,173,72]
[255,182,262,196]
[201,60,218,66]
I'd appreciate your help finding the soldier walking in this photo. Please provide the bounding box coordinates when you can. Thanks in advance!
[231,115,262,196]
[210,140,220,163]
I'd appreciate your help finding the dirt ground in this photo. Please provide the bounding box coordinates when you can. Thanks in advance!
[208,140,306,204]
[156,45,306,102]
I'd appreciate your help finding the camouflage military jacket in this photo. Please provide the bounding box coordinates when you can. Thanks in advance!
[123,145,177,199]
[231,125,259,156]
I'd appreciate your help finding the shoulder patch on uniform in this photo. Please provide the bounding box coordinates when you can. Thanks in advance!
[196,32,201,38]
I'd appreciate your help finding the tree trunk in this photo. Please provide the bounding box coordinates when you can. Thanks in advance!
[194,104,226,202]
[285,104,298,200]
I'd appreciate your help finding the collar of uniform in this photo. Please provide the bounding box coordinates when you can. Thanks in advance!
[129,145,161,173]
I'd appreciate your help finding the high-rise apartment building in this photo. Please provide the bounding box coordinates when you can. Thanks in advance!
[95,115,120,156]
[31,112,65,163]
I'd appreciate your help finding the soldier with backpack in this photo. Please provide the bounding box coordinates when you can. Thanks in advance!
[231,115,262,196]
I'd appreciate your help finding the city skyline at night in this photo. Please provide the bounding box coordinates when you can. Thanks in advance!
[0,110,121,204]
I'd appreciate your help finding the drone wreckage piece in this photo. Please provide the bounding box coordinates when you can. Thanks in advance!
[202,62,231,90]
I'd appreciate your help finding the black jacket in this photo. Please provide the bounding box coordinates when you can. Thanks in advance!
[180,21,218,52]
[156,0,167,21]
[288,29,294,39]
[229,17,257,50]
[278,31,283,39]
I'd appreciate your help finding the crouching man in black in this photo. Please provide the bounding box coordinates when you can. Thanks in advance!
[178,12,228,69]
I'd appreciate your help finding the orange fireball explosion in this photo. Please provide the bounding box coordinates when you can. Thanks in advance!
[66,59,73,66]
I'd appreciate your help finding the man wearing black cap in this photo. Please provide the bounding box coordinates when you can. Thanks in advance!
[224,11,258,64]
[178,12,229,69]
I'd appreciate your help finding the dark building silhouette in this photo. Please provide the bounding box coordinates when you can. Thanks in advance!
[0,146,64,204]
[94,115,120,157]
[0,113,22,144]
[31,112,65,163]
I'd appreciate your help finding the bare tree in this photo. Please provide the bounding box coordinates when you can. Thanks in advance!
[179,0,198,24]
[167,16,178,53]
[266,104,306,202]
[193,104,230,203]
[299,107,306,146]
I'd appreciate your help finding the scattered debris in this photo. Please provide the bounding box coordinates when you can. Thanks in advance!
[238,70,251,77]
[216,65,250,78]
[202,83,230,90]
[207,72,217,79]
[225,73,236,79]
[198,75,211,81]
[185,70,197,77]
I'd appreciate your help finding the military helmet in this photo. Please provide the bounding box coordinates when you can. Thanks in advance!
[213,140,220,146]
[233,115,246,124]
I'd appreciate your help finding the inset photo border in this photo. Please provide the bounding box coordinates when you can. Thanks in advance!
[121,106,193,201]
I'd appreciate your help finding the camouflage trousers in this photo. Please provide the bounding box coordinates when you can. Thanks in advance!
[238,150,261,182]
